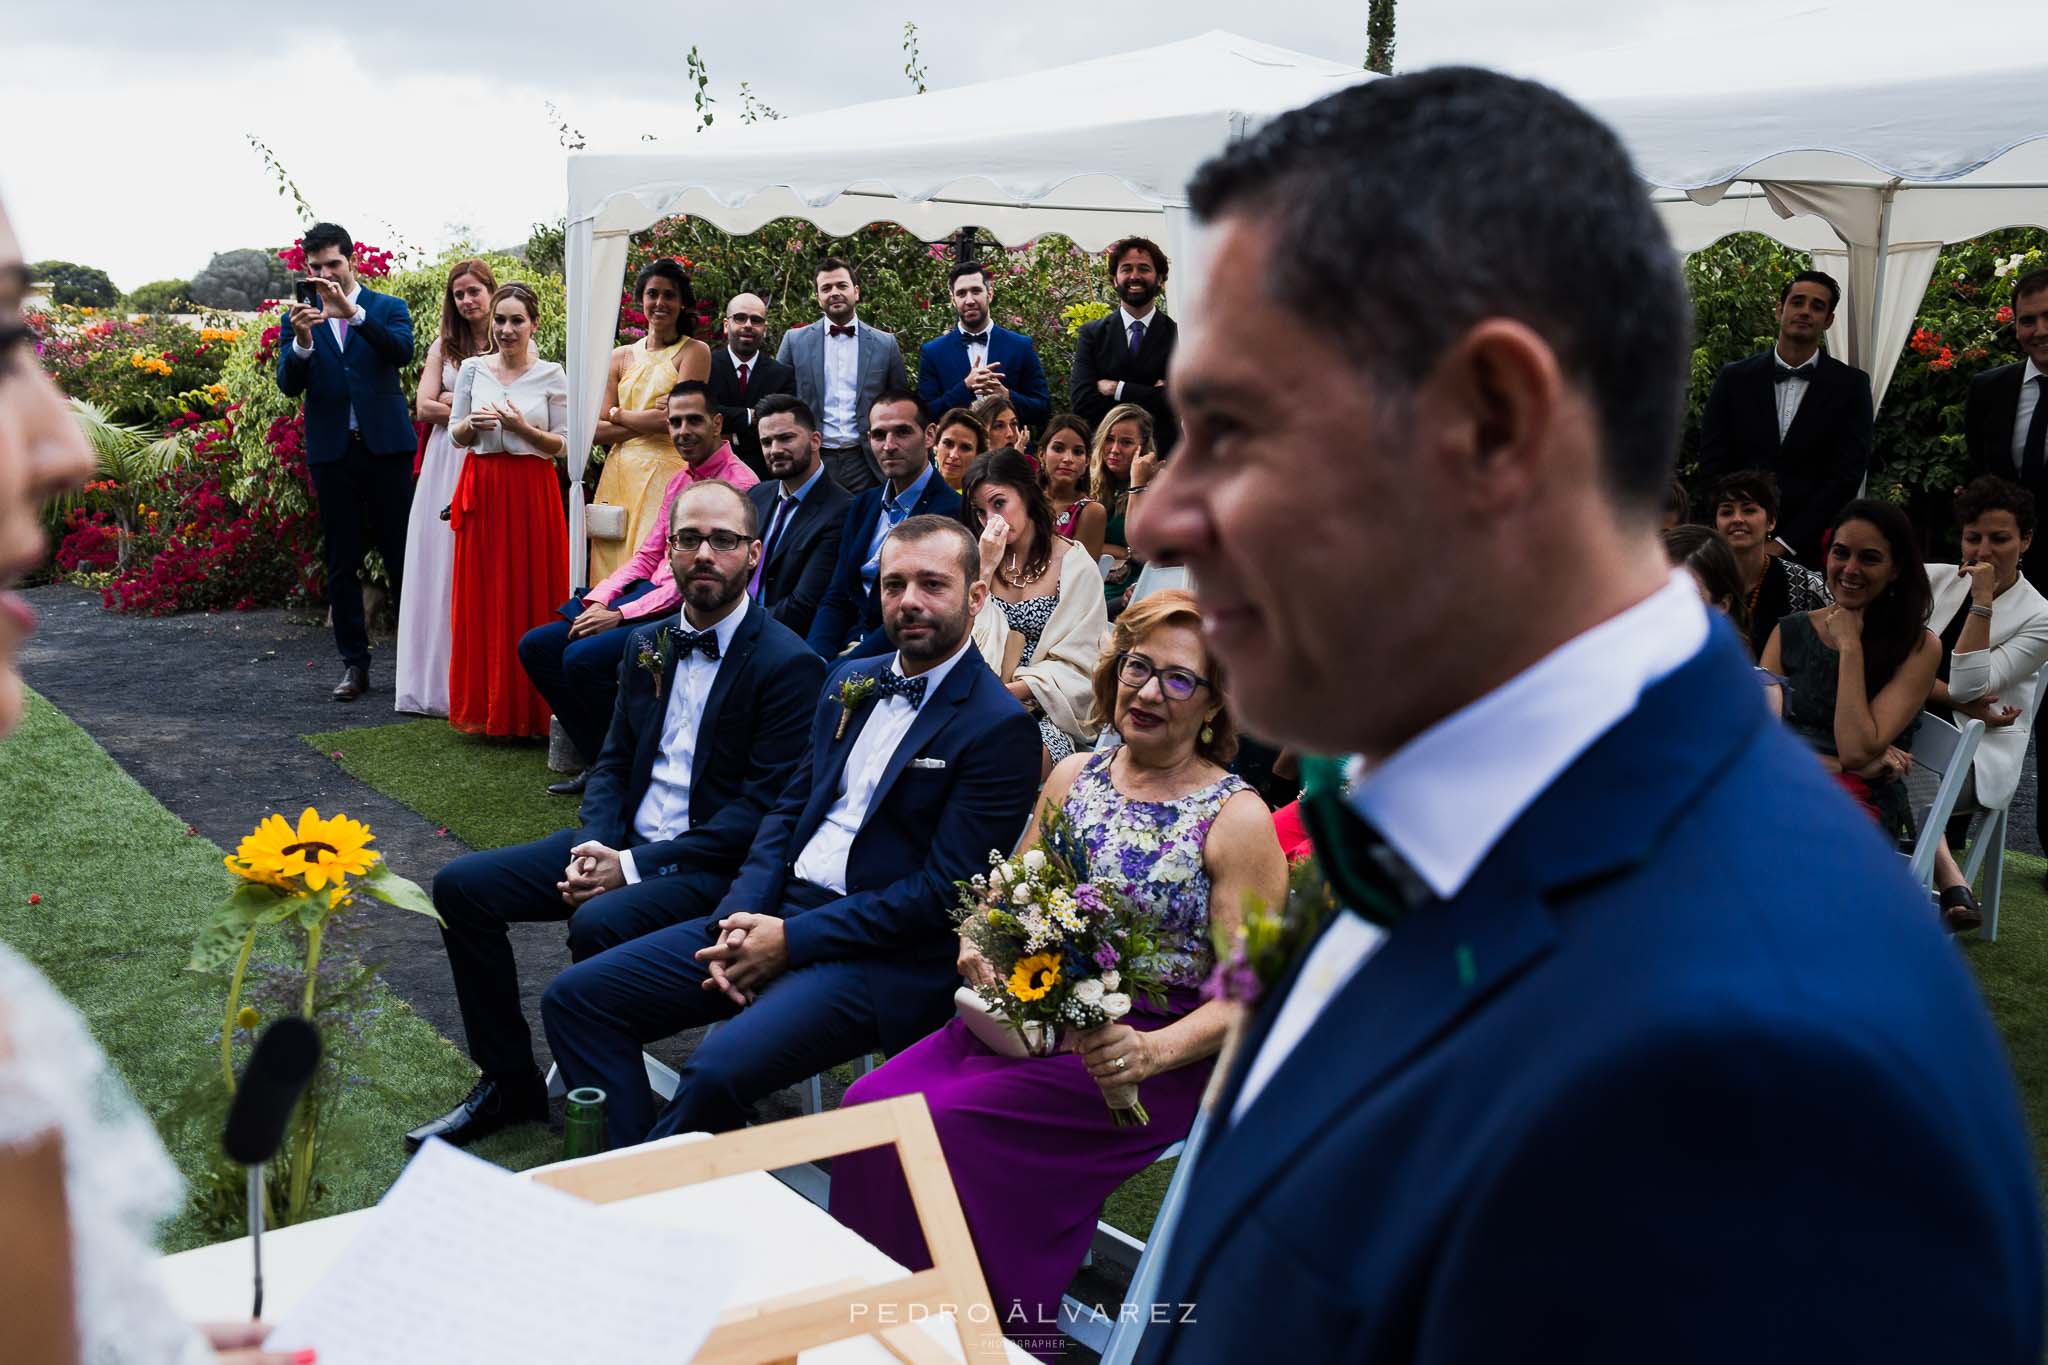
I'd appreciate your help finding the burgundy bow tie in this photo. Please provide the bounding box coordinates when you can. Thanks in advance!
[829,324,855,338]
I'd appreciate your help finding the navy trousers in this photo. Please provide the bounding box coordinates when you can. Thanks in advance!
[541,880,957,1148]
[433,827,723,1078]
[516,581,659,763]
[307,435,413,667]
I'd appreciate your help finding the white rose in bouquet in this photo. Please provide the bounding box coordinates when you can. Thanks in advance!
[1101,992,1133,1020]
[1073,977,1106,1007]
[1023,848,1048,873]
[1101,970,1120,991]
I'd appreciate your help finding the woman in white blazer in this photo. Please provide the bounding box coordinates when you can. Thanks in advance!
[1924,476,2048,930]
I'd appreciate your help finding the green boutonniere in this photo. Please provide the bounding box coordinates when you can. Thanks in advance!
[834,674,878,740]
[635,627,679,698]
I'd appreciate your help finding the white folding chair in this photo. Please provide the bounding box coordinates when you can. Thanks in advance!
[1127,562,1190,605]
[544,1053,678,1103]
[1060,1108,1211,1362]
[1906,711,1985,891]
[1951,657,2048,941]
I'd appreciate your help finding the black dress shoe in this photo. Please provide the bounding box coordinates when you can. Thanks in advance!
[546,769,589,797]
[405,1073,548,1151]
[331,665,370,702]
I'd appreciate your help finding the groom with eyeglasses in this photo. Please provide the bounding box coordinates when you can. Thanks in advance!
[408,478,821,1150]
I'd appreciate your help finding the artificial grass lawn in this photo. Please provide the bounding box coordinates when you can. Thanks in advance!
[0,692,554,1252]
[305,720,576,851]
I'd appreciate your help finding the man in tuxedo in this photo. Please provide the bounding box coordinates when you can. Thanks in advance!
[708,292,796,481]
[1696,270,1874,566]
[777,258,910,494]
[408,478,824,1149]
[519,381,756,795]
[274,221,416,702]
[746,394,852,639]
[915,261,1051,434]
[804,390,962,660]
[544,515,1040,1147]
[1070,235,1179,451]
[1966,269,2048,577]
[1131,69,2041,1363]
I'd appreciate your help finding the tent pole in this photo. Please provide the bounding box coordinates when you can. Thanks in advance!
[1862,179,1900,393]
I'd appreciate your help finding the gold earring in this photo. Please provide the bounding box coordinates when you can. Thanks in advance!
[1200,723,1214,745]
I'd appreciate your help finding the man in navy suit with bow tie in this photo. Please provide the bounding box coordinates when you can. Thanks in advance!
[915,261,1051,434]
[1130,68,2040,1363]
[544,514,1041,1148]
[407,479,824,1150]
[274,221,416,702]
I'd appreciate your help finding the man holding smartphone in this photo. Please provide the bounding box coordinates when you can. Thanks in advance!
[275,221,416,701]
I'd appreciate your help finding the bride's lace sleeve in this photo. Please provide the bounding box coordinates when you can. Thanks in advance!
[0,945,213,1364]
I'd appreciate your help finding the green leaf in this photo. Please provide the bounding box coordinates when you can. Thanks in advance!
[188,882,290,972]
[359,861,444,925]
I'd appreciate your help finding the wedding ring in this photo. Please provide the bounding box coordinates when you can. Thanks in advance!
[1115,1056,1128,1071]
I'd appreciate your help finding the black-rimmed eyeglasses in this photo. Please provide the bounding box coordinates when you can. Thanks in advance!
[1116,652,1211,701]
[666,529,754,553]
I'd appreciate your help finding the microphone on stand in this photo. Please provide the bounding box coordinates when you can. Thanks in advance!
[222,1016,321,1320]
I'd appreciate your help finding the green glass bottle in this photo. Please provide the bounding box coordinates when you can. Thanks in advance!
[562,1086,607,1160]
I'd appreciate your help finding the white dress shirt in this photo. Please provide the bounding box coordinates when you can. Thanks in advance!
[619,594,750,884]
[791,636,975,894]
[1773,345,1818,442]
[291,282,366,429]
[821,318,861,448]
[2010,359,2044,472]
[1112,303,1158,401]
[961,323,992,370]
[1233,570,1712,1120]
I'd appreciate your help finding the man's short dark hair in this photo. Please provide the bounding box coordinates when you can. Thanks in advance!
[817,256,862,287]
[1778,269,1842,311]
[667,378,714,409]
[1186,67,1691,513]
[870,387,926,426]
[755,393,817,434]
[301,223,354,259]
[2014,268,2048,306]
[1106,235,1169,283]
[1708,469,1782,523]
[883,513,978,584]
[670,477,760,538]
[1955,475,2037,539]
[946,260,989,291]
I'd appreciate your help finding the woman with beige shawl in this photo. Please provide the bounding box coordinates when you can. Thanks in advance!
[962,449,1111,772]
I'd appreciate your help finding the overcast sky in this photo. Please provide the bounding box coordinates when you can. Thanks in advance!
[3,0,2036,289]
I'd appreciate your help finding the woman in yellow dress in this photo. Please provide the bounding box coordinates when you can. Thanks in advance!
[587,259,711,581]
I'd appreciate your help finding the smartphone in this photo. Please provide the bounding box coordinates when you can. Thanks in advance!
[295,280,323,311]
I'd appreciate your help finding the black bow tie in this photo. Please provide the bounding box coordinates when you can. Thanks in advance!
[1773,364,1813,384]
[962,332,991,348]
[666,625,721,662]
[829,324,855,338]
[873,671,928,708]
[1296,755,1428,928]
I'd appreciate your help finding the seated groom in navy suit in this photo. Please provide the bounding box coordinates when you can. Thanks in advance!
[406,478,824,1150]
[544,515,1041,1149]
[274,221,416,703]
[804,390,962,659]
[1131,70,2041,1363]
[915,261,1052,434]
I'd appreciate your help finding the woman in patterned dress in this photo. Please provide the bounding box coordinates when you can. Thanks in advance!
[829,588,1286,1359]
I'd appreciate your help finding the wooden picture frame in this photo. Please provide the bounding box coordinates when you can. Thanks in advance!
[530,1094,1007,1364]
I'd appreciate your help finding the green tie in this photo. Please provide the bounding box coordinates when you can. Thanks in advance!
[1297,754,1414,929]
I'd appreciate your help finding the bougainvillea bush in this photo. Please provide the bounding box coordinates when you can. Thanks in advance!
[29,307,234,429]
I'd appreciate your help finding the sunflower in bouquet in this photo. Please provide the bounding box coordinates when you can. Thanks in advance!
[955,806,1172,1124]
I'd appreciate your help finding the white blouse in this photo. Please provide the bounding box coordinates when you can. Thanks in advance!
[452,355,568,457]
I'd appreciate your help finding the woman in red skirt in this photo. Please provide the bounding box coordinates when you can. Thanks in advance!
[447,282,569,738]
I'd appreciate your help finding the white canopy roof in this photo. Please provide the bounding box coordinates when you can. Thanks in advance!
[559,35,2048,577]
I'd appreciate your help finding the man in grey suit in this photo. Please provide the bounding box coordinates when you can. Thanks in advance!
[776,257,911,494]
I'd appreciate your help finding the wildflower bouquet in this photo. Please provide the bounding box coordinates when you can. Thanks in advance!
[955,807,1171,1125]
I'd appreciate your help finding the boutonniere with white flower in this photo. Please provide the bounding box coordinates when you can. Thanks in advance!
[834,674,878,740]
[635,626,679,698]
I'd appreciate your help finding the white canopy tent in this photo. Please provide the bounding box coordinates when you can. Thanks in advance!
[562,34,2048,573]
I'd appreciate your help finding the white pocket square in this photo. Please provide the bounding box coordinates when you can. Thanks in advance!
[909,756,947,770]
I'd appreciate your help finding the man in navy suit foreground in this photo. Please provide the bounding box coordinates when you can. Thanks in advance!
[274,220,416,701]
[545,514,1040,1148]
[409,479,824,1150]
[1130,68,2042,1362]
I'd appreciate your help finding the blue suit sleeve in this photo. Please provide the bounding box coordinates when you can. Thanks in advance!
[275,309,309,397]
[779,703,1040,966]
[574,625,657,848]
[1417,1021,2043,1363]
[352,294,413,370]
[915,339,974,417]
[770,512,845,637]
[1005,338,1051,430]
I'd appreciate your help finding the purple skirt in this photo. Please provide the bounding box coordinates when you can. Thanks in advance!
[828,995,1210,1360]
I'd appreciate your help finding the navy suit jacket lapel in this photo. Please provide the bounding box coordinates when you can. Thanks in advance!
[865,653,976,818]
[798,659,890,840]
[626,648,671,805]
[1173,627,1766,1275]
[688,609,760,798]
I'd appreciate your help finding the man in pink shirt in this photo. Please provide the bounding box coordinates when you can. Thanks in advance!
[519,380,759,794]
